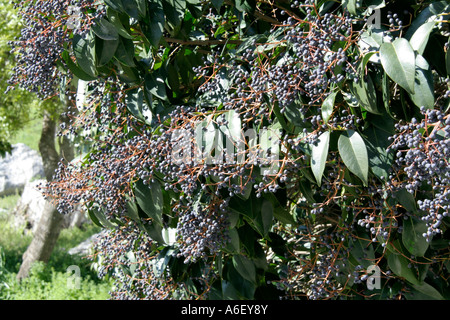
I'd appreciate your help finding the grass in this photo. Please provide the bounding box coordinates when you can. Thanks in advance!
[0,210,113,300]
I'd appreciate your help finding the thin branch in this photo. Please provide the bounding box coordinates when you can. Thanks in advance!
[164,37,243,46]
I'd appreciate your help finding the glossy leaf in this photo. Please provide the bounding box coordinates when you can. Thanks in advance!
[380,38,416,94]
[162,0,186,29]
[358,28,392,64]
[363,122,394,179]
[402,216,429,257]
[73,31,97,77]
[409,21,435,55]
[92,18,119,40]
[232,254,256,284]
[211,0,224,12]
[338,130,369,186]
[114,36,135,67]
[259,199,274,237]
[407,282,445,300]
[387,252,420,285]
[409,54,434,109]
[134,179,164,226]
[321,91,336,123]
[350,73,381,115]
[62,51,97,81]
[121,0,139,19]
[96,37,119,66]
[106,7,133,39]
[141,0,165,47]
[144,71,167,101]
[342,0,357,15]
[405,1,450,40]
[125,88,152,123]
[311,131,330,187]
[395,188,418,214]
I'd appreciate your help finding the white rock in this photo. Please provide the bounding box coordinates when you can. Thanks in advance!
[68,232,102,256]
[0,143,44,196]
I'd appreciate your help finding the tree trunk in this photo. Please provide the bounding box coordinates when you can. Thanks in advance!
[16,108,74,280]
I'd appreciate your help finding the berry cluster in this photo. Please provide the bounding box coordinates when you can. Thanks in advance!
[388,107,450,241]
[7,0,104,99]
[175,195,231,264]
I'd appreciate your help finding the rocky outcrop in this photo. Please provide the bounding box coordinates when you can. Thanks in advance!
[68,232,103,256]
[0,143,45,196]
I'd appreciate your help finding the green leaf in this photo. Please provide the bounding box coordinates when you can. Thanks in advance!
[61,51,97,81]
[235,0,256,13]
[265,193,295,225]
[114,36,135,67]
[195,115,216,159]
[121,0,139,19]
[96,37,119,67]
[259,199,273,237]
[446,47,450,76]
[409,54,434,109]
[409,21,435,55]
[395,188,418,214]
[162,0,186,29]
[219,110,242,143]
[211,0,224,12]
[88,205,116,229]
[142,219,165,244]
[402,216,429,257]
[338,130,369,186]
[125,198,140,222]
[135,0,147,17]
[125,88,152,123]
[311,131,330,187]
[342,0,357,15]
[141,0,165,47]
[387,252,420,285]
[134,179,164,226]
[363,123,394,179]
[92,18,119,41]
[405,1,450,40]
[349,73,381,115]
[349,235,375,269]
[380,38,416,94]
[144,71,167,101]
[161,227,177,245]
[227,227,240,253]
[405,282,445,300]
[104,0,123,11]
[321,91,336,123]
[73,31,97,77]
[232,254,256,284]
[106,7,133,39]
[358,28,392,64]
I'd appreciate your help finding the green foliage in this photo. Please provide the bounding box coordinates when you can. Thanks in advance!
[0,209,112,299]
[14,0,450,300]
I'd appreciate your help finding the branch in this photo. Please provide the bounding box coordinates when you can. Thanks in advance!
[164,37,243,46]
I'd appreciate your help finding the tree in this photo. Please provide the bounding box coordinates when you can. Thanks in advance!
[0,0,36,155]
[10,0,450,299]
[1,0,75,279]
